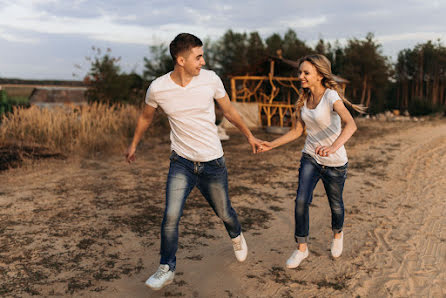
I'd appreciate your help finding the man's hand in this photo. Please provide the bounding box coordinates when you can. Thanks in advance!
[258,141,274,153]
[125,145,137,163]
[247,136,263,154]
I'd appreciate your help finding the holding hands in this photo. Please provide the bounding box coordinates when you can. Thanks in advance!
[247,136,265,154]
[257,141,274,153]
[256,139,336,157]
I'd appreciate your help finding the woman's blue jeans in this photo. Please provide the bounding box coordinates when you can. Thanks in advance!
[295,153,348,244]
[160,151,242,271]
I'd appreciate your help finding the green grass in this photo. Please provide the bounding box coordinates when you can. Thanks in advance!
[0,90,30,118]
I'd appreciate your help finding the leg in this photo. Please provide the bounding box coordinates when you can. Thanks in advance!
[294,154,321,245]
[197,156,241,238]
[321,163,347,234]
[160,156,196,271]
[321,163,348,258]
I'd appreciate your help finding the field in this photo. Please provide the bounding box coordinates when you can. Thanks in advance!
[1,117,445,297]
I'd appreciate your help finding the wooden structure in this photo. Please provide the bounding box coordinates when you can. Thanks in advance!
[230,54,349,128]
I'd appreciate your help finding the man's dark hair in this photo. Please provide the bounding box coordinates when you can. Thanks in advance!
[169,33,203,63]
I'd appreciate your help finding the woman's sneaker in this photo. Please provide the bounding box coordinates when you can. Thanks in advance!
[286,247,309,268]
[232,232,248,262]
[145,264,175,290]
[331,231,343,258]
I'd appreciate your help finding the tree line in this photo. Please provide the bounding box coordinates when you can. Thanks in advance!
[83,30,446,115]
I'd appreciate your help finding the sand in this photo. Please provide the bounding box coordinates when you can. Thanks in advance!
[1,118,445,297]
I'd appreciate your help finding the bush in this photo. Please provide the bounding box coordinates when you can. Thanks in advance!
[0,90,30,119]
[408,97,442,116]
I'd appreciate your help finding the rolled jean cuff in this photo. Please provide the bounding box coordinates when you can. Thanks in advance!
[295,235,309,244]
[332,228,343,234]
[161,262,175,272]
[230,231,242,239]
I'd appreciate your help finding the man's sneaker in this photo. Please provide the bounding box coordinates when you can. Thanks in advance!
[145,264,175,290]
[286,247,309,268]
[331,231,343,258]
[232,232,248,262]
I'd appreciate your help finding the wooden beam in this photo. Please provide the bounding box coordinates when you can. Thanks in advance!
[231,78,236,102]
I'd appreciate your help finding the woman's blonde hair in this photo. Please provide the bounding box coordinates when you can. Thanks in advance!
[294,54,366,117]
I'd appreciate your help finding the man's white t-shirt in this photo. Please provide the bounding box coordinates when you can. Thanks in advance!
[301,88,348,167]
[145,69,226,162]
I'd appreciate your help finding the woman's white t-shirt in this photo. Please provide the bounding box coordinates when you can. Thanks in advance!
[301,88,348,167]
[145,69,226,162]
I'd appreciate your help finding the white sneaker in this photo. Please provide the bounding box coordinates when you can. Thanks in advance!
[286,247,309,268]
[232,232,248,262]
[145,264,175,290]
[331,231,343,258]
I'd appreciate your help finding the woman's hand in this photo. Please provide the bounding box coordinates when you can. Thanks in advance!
[315,145,335,157]
[258,141,275,153]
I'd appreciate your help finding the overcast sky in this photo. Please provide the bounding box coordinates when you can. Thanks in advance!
[1,0,445,80]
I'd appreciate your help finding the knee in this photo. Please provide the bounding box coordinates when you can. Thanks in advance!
[331,205,344,215]
[162,213,180,230]
[295,197,309,215]
[218,208,236,223]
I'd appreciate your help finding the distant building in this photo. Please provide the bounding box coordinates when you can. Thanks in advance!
[29,86,87,108]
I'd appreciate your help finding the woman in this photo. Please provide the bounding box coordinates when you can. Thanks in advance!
[259,54,365,268]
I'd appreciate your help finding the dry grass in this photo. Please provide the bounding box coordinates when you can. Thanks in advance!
[0,103,167,157]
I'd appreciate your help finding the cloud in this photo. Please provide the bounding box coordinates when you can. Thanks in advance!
[280,16,327,29]
[378,32,446,43]
[0,29,39,43]
[1,0,446,79]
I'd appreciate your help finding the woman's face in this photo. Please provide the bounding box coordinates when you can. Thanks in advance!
[298,61,323,89]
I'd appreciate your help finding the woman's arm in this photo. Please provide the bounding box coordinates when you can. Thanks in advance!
[260,118,305,152]
[315,100,357,157]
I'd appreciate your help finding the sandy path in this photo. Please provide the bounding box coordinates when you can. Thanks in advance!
[1,119,445,297]
[348,122,446,297]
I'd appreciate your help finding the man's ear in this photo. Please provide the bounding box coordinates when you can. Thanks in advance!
[177,56,185,66]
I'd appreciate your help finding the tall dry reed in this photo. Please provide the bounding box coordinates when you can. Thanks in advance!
[0,103,168,156]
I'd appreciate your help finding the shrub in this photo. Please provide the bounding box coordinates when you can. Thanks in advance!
[408,97,442,116]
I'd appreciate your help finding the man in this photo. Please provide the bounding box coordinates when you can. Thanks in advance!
[125,33,262,291]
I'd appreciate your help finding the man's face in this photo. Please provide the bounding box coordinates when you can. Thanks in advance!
[180,46,206,76]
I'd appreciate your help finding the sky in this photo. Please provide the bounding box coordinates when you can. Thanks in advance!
[1,0,445,80]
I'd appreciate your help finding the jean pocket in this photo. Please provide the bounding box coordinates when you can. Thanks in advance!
[214,156,226,168]
[334,162,348,171]
[169,151,179,162]
[331,163,348,177]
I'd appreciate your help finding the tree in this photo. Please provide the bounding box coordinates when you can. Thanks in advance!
[265,29,313,76]
[143,44,174,81]
[211,30,250,78]
[282,29,313,61]
[395,40,446,111]
[246,32,267,74]
[84,47,143,104]
[341,33,391,112]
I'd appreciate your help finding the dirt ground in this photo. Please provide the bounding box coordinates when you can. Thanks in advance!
[1,118,445,297]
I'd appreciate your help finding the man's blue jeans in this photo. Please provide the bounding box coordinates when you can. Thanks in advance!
[295,153,348,244]
[160,151,242,271]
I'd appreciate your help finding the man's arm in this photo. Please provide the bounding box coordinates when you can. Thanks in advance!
[215,94,261,153]
[125,104,156,163]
